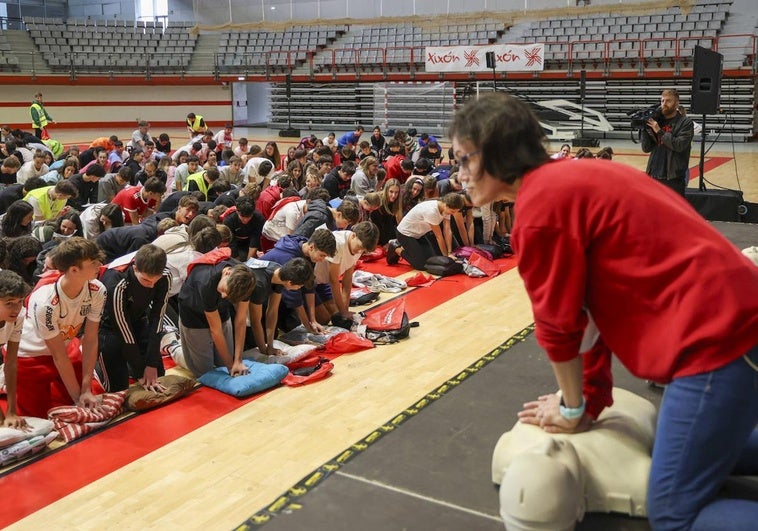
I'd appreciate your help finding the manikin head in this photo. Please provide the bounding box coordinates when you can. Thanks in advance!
[499,438,584,531]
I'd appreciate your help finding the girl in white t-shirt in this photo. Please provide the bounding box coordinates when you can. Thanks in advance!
[388,193,465,270]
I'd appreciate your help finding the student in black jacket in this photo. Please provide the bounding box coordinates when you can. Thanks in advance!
[96,245,171,392]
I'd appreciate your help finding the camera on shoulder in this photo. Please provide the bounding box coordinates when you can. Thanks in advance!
[629,105,662,129]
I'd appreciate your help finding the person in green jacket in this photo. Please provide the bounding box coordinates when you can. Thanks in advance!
[30,92,54,139]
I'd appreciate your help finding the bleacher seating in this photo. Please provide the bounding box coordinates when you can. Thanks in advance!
[216,24,348,73]
[313,22,505,73]
[0,31,19,71]
[13,0,753,77]
[25,18,197,73]
[517,0,731,69]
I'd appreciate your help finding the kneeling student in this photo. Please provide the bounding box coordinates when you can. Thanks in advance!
[0,270,31,428]
[16,238,106,418]
[316,221,380,321]
[247,257,314,356]
[387,192,465,270]
[96,245,171,392]
[261,228,337,334]
[177,249,255,378]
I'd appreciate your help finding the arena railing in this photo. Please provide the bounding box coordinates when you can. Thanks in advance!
[3,34,755,80]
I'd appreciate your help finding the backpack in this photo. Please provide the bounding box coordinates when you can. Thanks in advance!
[24,269,63,309]
[186,247,233,276]
[475,243,504,260]
[350,287,380,307]
[454,246,493,261]
[424,256,463,277]
[361,298,419,344]
[467,253,500,278]
[281,355,334,387]
[493,234,514,256]
[218,205,236,222]
[25,268,109,311]
[431,164,453,181]
[267,195,302,221]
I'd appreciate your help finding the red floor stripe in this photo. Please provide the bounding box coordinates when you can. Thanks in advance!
[687,156,732,180]
[0,257,517,526]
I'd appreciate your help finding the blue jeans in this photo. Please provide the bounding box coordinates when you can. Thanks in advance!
[647,344,758,530]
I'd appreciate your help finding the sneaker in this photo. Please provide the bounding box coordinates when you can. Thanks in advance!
[386,239,400,265]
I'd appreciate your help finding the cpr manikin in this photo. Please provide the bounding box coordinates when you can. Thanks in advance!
[742,246,758,266]
[492,388,657,530]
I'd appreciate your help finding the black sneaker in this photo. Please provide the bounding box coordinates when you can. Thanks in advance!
[386,239,400,265]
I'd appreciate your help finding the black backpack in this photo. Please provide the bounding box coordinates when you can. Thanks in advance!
[424,256,463,277]
[350,287,380,306]
[476,243,504,260]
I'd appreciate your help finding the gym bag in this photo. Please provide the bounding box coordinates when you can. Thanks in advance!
[361,297,419,344]
[424,256,463,277]
[282,355,334,386]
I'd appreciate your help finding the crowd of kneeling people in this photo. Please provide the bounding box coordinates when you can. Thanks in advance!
[0,123,515,427]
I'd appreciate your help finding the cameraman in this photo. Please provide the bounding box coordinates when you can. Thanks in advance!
[641,89,694,197]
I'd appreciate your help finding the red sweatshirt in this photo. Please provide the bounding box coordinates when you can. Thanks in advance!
[512,159,758,415]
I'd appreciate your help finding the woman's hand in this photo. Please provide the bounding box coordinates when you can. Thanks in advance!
[517,393,593,434]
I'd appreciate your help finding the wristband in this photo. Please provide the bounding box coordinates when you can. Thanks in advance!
[559,396,586,420]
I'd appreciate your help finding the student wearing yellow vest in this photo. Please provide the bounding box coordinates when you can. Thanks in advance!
[24,180,78,222]
[30,92,54,139]
[184,167,220,201]
[186,113,208,139]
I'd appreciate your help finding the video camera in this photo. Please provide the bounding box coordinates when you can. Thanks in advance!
[629,105,661,129]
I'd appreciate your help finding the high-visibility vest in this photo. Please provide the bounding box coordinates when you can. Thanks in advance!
[186,114,206,133]
[24,186,65,220]
[30,101,50,129]
[184,171,209,199]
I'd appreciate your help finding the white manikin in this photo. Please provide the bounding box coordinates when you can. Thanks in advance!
[492,388,657,531]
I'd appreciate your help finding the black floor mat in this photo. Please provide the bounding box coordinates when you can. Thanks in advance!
[244,332,659,531]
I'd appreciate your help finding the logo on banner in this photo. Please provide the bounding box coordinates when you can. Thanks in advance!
[524,47,543,67]
[464,50,480,67]
[425,44,544,73]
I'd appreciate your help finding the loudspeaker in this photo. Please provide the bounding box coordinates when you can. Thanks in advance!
[485,51,496,69]
[691,45,723,115]
[685,188,743,222]
[279,128,300,137]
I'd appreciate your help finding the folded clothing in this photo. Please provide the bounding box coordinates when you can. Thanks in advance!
[278,325,348,346]
[0,417,54,450]
[352,271,407,293]
[244,340,316,365]
[1,431,58,466]
[48,391,127,443]
[125,375,197,411]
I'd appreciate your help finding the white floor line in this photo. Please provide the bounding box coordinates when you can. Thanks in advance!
[336,471,503,523]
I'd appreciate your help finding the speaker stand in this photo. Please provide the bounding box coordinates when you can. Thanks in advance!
[698,113,706,191]
[572,70,598,148]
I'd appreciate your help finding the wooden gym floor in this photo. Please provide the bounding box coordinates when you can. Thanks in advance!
[1,127,757,530]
